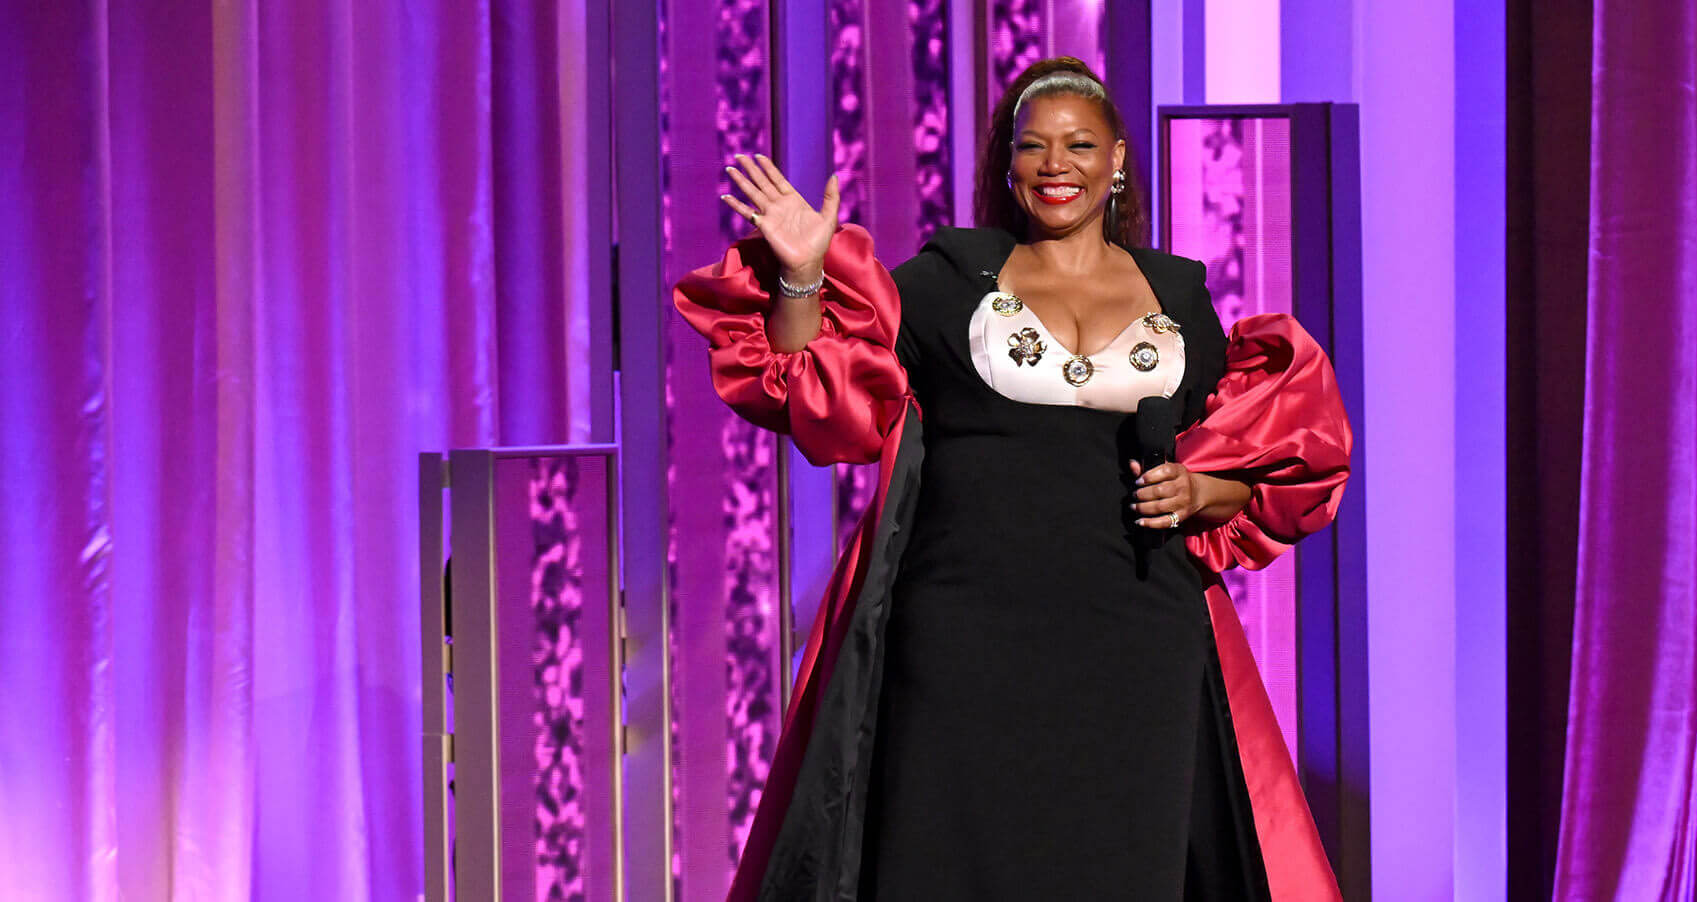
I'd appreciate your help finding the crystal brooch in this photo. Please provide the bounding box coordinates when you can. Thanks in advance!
[1007,327,1045,366]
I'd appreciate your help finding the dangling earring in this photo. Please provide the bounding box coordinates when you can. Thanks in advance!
[1111,170,1126,195]
[1006,170,1016,192]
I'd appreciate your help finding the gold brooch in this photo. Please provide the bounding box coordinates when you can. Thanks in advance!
[1140,312,1180,334]
[1062,355,1094,386]
[1007,327,1045,366]
[991,293,1024,316]
[1130,342,1160,371]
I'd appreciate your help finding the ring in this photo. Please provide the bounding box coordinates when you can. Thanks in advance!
[1168,511,1182,529]
[748,212,762,227]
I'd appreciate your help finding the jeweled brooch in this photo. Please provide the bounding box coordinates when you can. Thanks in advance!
[1007,327,1045,366]
[1130,341,1160,371]
[1140,312,1180,334]
[991,293,1024,317]
[1062,354,1095,386]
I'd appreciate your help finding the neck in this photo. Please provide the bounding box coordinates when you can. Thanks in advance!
[1021,217,1117,272]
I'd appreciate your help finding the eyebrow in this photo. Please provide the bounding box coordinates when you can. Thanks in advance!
[1016,128,1101,139]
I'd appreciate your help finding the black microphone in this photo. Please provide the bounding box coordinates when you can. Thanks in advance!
[1131,396,1178,574]
[1135,396,1177,480]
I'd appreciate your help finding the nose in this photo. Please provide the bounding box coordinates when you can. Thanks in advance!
[1039,147,1068,175]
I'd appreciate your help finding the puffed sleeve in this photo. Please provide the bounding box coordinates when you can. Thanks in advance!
[673,224,910,466]
[1177,313,1353,572]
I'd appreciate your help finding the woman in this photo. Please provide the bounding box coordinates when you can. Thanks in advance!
[676,58,1351,901]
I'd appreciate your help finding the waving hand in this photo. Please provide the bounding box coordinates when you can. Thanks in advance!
[720,153,841,279]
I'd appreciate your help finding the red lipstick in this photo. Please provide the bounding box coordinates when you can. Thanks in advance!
[1031,182,1084,205]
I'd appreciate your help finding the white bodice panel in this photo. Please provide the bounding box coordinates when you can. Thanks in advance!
[968,291,1185,413]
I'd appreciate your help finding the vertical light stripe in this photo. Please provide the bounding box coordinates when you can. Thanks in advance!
[1355,0,1458,896]
[1452,0,1507,897]
[1203,0,1279,102]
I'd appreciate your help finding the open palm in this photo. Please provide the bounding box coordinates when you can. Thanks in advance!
[721,153,841,275]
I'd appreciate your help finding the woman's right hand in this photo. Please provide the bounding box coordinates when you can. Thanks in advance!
[721,153,840,281]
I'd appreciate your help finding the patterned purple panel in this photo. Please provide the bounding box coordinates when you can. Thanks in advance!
[530,458,588,902]
[989,0,1044,98]
[910,0,951,243]
[656,0,684,890]
[713,0,780,875]
[1166,115,1299,761]
[829,0,878,557]
[830,0,868,227]
[720,423,778,863]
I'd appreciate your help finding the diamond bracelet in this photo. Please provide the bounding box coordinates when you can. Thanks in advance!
[777,271,825,299]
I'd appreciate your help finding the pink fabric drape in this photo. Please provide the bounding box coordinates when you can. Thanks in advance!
[1555,0,1697,897]
[0,2,591,898]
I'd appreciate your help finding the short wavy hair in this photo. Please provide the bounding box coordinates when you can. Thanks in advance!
[973,57,1148,249]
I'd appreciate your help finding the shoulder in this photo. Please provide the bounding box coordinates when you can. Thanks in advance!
[892,226,1012,293]
[1128,245,1207,287]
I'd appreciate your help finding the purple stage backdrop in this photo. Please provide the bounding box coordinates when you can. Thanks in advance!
[1555,0,1697,896]
[6,0,1696,899]
[0,2,595,898]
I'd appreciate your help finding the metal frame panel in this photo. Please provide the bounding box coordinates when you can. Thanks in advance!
[1156,103,1369,892]
[420,453,451,902]
[611,0,674,893]
[449,448,502,900]
[431,445,624,900]
[772,0,834,709]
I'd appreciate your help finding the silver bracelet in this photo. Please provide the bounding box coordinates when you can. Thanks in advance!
[777,271,825,299]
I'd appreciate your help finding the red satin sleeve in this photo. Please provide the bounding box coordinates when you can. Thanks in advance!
[673,224,909,466]
[1177,313,1353,572]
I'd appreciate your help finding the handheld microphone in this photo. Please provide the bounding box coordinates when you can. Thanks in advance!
[1131,396,1178,573]
[1134,396,1176,479]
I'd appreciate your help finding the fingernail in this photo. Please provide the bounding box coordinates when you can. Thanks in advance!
[1135,476,1145,485]
[720,194,731,200]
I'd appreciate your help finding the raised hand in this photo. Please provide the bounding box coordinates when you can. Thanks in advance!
[720,153,840,281]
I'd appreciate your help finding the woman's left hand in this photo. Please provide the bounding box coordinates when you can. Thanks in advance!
[1128,460,1251,529]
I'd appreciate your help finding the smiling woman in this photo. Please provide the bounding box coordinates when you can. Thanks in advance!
[679,56,1351,901]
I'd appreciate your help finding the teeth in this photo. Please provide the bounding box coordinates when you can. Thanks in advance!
[1037,186,1081,197]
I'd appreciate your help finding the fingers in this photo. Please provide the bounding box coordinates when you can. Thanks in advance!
[1129,466,1190,526]
[725,164,767,208]
[719,192,760,226]
[1132,491,1188,527]
[1135,461,1187,486]
[735,153,780,197]
[752,153,793,194]
[820,173,841,228]
[1131,490,1185,519]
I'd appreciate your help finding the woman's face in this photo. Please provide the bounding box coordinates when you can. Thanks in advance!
[1008,92,1126,240]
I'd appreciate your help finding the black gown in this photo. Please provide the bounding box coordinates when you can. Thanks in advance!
[851,227,1271,900]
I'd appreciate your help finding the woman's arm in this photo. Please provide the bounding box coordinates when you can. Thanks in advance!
[675,157,908,467]
[718,153,838,352]
[1128,461,1251,527]
[1172,313,1353,571]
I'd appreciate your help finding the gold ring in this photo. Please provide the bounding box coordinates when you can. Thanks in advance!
[1168,511,1181,529]
[749,212,762,227]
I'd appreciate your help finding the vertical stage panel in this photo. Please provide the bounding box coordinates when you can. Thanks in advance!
[1163,112,1300,761]
[829,0,957,561]
[440,446,622,901]
[1158,103,1369,882]
[660,0,782,896]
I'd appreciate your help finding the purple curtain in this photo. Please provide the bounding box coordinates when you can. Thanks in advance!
[0,2,590,898]
[1556,0,1697,897]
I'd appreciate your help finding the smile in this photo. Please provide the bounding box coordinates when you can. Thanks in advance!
[1032,184,1083,205]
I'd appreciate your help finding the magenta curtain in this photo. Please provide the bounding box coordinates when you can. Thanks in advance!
[0,2,592,899]
[1555,0,1697,897]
